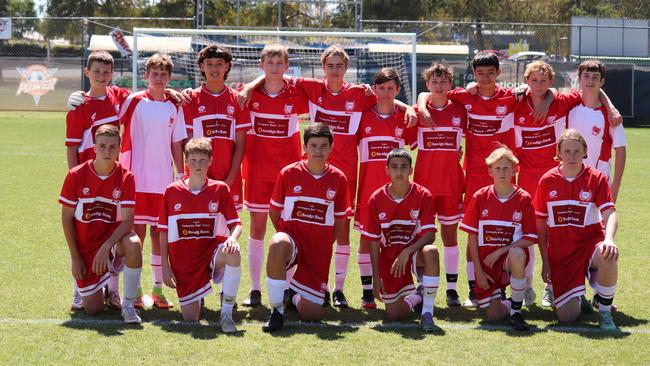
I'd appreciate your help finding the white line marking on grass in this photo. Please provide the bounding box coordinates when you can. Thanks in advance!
[1,318,649,334]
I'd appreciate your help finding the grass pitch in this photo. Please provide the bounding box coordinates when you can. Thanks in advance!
[1,112,649,365]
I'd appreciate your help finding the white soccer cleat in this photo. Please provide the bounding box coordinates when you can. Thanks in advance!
[121,305,142,324]
[541,287,554,307]
[220,312,237,333]
[70,291,84,311]
[523,288,536,307]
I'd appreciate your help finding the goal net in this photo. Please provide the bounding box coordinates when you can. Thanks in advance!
[130,28,417,103]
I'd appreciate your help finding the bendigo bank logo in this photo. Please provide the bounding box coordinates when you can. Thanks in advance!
[16,65,59,106]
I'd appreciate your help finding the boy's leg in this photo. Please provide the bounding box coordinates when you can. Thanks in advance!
[71,277,83,311]
[245,211,267,307]
[506,247,529,331]
[441,224,460,306]
[133,223,147,307]
[358,238,375,309]
[333,224,351,308]
[213,244,242,333]
[115,232,143,323]
[82,291,105,315]
[150,225,172,308]
[590,243,619,331]
[263,233,294,332]
[418,244,442,332]
[180,301,202,322]
[524,245,537,306]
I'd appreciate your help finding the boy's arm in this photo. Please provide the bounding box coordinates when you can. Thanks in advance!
[601,208,619,260]
[391,231,435,277]
[530,89,554,122]
[92,207,135,275]
[468,233,492,290]
[62,206,85,280]
[224,130,246,187]
[611,146,626,202]
[223,223,243,255]
[237,74,267,108]
[66,148,79,169]
[369,240,384,301]
[159,231,176,288]
[269,208,281,232]
[416,92,435,126]
[171,141,184,178]
[599,90,623,126]
[394,100,418,127]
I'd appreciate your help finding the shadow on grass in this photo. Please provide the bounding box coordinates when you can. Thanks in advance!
[62,308,142,336]
[476,318,539,337]
[371,318,446,339]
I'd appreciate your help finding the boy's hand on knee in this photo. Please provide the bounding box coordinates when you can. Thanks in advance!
[483,249,502,268]
[92,245,111,275]
[475,269,493,290]
[391,251,410,277]
[163,264,176,288]
[71,258,86,280]
[372,279,384,302]
[223,237,240,254]
[600,240,619,260]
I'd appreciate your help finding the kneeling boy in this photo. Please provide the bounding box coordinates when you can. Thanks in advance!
[159,138,242,333]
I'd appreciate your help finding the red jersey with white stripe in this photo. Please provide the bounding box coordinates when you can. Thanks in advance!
[410,100,466,195]
[533,165,614,251]
[448,87,517,176]
[119,90,187,194]
[158,179,241,303]
[182,85,247,181]
[567,104,627,181]
[294,77,377,201]
[241,81,308,183]
[356,106,413,209]
[58,160,136,249]
[65,86,130,163]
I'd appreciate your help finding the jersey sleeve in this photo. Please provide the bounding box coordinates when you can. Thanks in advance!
[555,90,582,112]
[334,174,351,217]
[65,109,84,147]
[181,99,195,137]
[358,87,377,111]
[595,172,615,213]
[237,104,252,131]
[292,76,322,103]
[220,184,242,230]
[58,170,78,207]
[157,188,170,232]
[404,121,418,150]
[521,194,538,243]
[610,124,627,148]
[419,189,437,234]
[459,193,480,234]
[121,172,136,208]
[360,195,382,242]
[447,87,470,104]
[172,105,188,143]
[269,170,287,210]
[108,85,132,104]
[533,178,549,218]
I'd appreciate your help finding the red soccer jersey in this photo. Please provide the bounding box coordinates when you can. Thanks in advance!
[361,182,437,245]
[182,85,247,181]
[356,106,413,209]
[533,165,614,252]
[65,86,130,164]
[241,81,309,183]
[460,185,538,251]
[410,100,466,195]
[448,86,517,176]
[294,77,377,201]
[58,160,136,250]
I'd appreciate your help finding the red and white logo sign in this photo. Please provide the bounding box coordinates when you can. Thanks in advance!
[549,190,558,198]
[410,209,419,219]
[16,65,58,106]
[293,185,302,193]
[345,101,355,111]
[365,126,372,133]
[452,116,462,126]
[592,124,601,136]
[394,127,403,137]
[227,104,235,115]
[481,209,489,217]
[379,212,387,220]
[253,102,260,109]
[82,187,90,195]
[198,105,206,113]
[174,203,182,211]
[464,104,472,111]
[112,188,121,200]
[91,112,97,122]
[496,105,507,115]
[326,188,336,200]
[284,104,293,114]
[579,190,592,201]
[209,201,218,212]
[110,28,132,57]
[512,210,522,222]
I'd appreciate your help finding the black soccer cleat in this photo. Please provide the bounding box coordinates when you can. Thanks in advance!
[510,312,530,332]
[332,290,349,308]
[322,291,331,307]
[446,289,461,307]
[243,290,262,307]
[285,288,298,311]
[262,308,285,333]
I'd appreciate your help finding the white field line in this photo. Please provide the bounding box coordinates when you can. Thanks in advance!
[1,317,649,334]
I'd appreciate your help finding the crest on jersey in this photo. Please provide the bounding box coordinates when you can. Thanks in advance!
[91,112,96,122]
[518,116,526,123]
[379,212,387,220]
[512,210,522,222]
[452,116,462,126]
[481,209,489,217]
[496,105,507,115]
[226,104,235,115]
[345,101,355,111]
[365,126,372,133]
[326,188,336,200]
[293,185,302,193]
[233,194,240,202]
[464,104,472,111]
[410,209,419,219]
[253,102,260,109]
[592,124,601,136]
[82,187,90,195]
[318,96,323,104]
[199,105,206,113]
[174,203,182,211]
[112,188,121,200]
[580,190,592,201]
[394,127,403,137]
[209,201,218,212]
[547,115,556,124]
[549,190,558,198]
[284,104,293,114]
[114,104,120,113]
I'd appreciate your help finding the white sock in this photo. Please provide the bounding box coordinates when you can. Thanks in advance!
[334,244,351,291]
[466,262,475,281]
[525,246,536,287]
[596,283,617,312]
[292,293,302,308]
[358,253,373,290]
[510,277,527,315]
[267,278,286,314]
[444,245,459,290]
[248,238,265,291]
[122,266,141,307]
[151,254,162,289]
[421,275,439,315]
[221,265,241,315]
[502,298,512,314]
[404,293,422,311]
[285,266,296,289]
[108,273,120,295]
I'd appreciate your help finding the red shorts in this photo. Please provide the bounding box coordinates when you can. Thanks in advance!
[76,245,124,297]
[135,192,162,226]
[353,204,370,232]
[433,194,463,225]
[518,167,553,198]
[475,248,530,309]
[244,179,275,213]
[170,242,226,307]
[285,233,332,306]
[229,179,244,212]
[463,174,493,207]
[378,246,418,304]
[550,239,602,308]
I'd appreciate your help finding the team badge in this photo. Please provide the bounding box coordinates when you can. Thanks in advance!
[233,194,240,202]
[199,105,206,113]
[452,116,461,126]
[547,115,556,124]
[512,210,522,222]
[580,190,592,201]
[365,126,372,133]
[284,104,293,114]
[209,201,218,212]
[345,101,355,111]
[496,105,507,115]
[394,127,403,137]
[114,104,120,113]
[16,64,58,106]
[410,209,419,219]
[82,187,90,195]
[174,203,182,211]
[293,185,302,193]
[464,104,472,111]
[91,112,96,122]
[481,209,489,217]
[112,188,121,199]
[326,188,336,200]
[379,212,387,220]
[592,124,601,136]
[253,102,260,109]
[227,105,235,115]
[549,190,558,198]
[519,116,526,123]
[318,96,323,104]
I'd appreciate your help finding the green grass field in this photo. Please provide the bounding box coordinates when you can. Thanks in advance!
[1,111,649,365]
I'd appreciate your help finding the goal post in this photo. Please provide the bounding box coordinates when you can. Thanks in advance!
[131,28,418,103]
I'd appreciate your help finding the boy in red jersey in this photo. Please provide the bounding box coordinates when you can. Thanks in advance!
[239,44,309,307]
[409,63,466,307]
[65,51,131,310]
[262,123,350,332]
[364,148,442,332]
[182,45,246,211]
[354,68,415,309]
[460,147,537,331]
[120,54,187,309]
[159,138,242,332]
[59,125,143,323]
[534,129,619,331]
